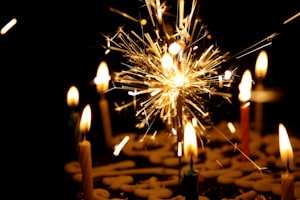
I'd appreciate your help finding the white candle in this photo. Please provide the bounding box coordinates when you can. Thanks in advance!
[254,50,268,133]
[94,61,113,148]
[179,0,184,29]
[238,69,252,161]
[78,104,94,200]
[279,123,294,200]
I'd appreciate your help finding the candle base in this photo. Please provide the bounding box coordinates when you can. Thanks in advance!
[182,169,199,200]
[281,172,294,200]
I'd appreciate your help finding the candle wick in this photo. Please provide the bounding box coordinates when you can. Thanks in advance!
[286,155,291,173]
[190,155,193,170]
[100,92,106,99]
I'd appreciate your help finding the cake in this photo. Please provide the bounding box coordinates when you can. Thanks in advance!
[63,121,300,200]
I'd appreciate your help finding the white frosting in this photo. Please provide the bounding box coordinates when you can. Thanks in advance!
[65,122,300,199]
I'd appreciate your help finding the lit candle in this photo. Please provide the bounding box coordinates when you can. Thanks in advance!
[94,61,113,149]
[78,104,94,200]
[182,121,199,200]
[254,50,268,133]
[279,123,294,200]
[67,85,81,157]
[238,69,252,161]
[67,85,80,127]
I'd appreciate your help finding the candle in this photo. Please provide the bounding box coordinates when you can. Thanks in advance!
[279,123,294,200]
[67,85,81,157]
[179,0,184,29]
[238,69,252,161]
[67,85,80,127]
[254,50,268,133]
[78,104,94,200]
[94,61,113,149]
[182,121,199,200]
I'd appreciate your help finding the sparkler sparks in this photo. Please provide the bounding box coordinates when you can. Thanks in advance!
[104,0,235,137]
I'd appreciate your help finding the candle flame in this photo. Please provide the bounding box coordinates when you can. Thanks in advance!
[279,123,294,170]
[238,69,252,102]
[183,121,198,158]
[255,50,268,80]
[94,61,110,94]
[80,104,92,135]
[67,86,79,108]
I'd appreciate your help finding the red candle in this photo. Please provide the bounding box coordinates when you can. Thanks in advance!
[240,101,250,161]
[238,69,252,161]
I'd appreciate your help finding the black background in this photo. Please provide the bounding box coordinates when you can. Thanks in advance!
[1,0,299,199]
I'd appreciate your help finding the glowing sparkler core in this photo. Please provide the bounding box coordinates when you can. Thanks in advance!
[105,0,234,136]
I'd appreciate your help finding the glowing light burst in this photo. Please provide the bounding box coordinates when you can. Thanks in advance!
[105,0,235,136]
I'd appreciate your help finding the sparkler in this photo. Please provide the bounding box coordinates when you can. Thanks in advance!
[100,0,299,160]
[92,0,300,178]
[105,0,235,140]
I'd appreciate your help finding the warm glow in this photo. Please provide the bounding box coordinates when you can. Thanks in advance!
[94,61,110,94]
[224,70,232,80]
[218,75,223,88]
[113,136,130,156]
[168,42,182,55]
[177,141,183,157]
[255,50,268,80]
[279,123,294,169]
[227,122,236,133]
[183,122,198,158]
[140,19,147,26]
[1,18,17,35]
[161,53,173,69]
[173,72,184,87]
[67,86,79,108]
[238,69,252,102]
[80,104,92,135]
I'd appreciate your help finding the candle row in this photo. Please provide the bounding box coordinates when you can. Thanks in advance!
[66,61,113,150]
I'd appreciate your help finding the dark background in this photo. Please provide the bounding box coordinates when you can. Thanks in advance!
[1,0,299,199]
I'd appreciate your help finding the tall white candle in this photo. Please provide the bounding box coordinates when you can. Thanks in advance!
[254,50,268,133]
[94,61,113,149]
[78,104,94,200]
[179,0,184,29]
[279,123,294,200]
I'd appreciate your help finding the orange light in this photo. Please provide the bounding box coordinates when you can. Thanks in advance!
[238,69,252,102]
[80,105,92,135]
[255,50,268,80]
[94,61,110,94]
[183,121,198,158]
[279,123,294,169]
[66,86,79,108]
